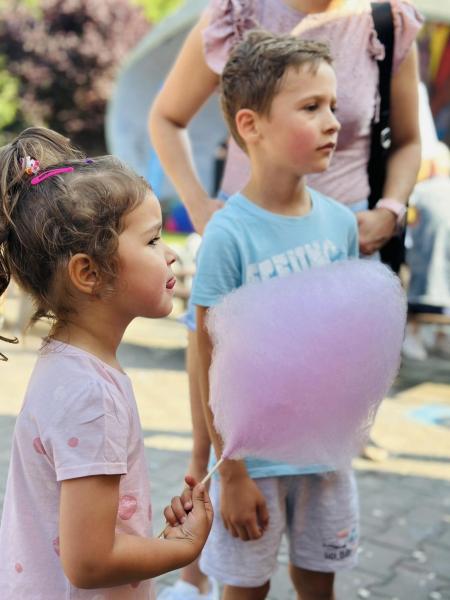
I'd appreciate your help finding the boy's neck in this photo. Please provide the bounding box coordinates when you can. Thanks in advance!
[51,304,130,371]
[242,170,311,217]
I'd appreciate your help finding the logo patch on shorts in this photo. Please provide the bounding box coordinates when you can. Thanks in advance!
[323,526,358,561]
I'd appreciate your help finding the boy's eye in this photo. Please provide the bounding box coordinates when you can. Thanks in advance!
[331,105,337,113]
[304,104,318,112]
[148,236,161,246]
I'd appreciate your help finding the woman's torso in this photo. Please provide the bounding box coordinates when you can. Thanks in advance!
[203,0,421,204]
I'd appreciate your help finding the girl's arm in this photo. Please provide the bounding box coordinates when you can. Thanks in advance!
[59,474,212,589]
[148,13,223,235]
[357,44,421,255]
[196,306,269,542]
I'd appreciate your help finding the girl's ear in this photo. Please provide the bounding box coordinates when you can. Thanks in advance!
[235,108,260,147]
[67,254,100,295]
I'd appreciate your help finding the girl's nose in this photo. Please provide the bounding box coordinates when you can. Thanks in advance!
[165,243,178,265]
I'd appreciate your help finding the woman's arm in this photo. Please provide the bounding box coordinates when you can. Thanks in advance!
[59,474,212,589]
[358,44,421,255]
[149,13,223,234]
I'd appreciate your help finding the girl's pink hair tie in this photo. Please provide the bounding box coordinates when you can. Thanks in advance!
[31,167,74,185]
[20,156,40,176]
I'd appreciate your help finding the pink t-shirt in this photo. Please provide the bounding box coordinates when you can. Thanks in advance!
[203,0,423,204]
[0,340,155,600]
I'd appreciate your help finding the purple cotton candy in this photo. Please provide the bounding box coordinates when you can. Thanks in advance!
[206,260,406,469]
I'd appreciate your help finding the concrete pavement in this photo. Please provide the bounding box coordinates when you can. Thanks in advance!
[1,292,449,599]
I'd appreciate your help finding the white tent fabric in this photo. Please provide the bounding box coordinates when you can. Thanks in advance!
[106,0,226,200]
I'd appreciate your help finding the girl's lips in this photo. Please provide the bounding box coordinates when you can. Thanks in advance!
[166,276,176,290]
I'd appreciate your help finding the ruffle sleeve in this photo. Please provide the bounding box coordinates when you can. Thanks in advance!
[391,0,424,71]
[202,0,258,74]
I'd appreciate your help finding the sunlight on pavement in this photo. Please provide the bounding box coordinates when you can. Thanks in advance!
[355,383,450,481]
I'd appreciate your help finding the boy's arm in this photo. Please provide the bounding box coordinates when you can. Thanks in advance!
[59,474,212,589]
[196,306,269,541]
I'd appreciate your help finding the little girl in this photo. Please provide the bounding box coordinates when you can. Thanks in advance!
[0,127,213,599]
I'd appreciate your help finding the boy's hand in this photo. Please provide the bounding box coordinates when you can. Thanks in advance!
[220,474,269,541]
[162,484,213,554]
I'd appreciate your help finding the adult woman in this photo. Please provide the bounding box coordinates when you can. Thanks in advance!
[150,1,422,598]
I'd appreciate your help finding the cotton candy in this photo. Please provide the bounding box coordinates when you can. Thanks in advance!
[206,260,406,470]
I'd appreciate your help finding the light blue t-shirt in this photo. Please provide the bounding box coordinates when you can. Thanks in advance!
[191,188,359,478]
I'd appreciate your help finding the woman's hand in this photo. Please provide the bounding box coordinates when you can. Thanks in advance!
[356,208,397,255]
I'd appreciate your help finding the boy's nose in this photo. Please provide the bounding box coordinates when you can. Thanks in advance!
[327,111,341,133]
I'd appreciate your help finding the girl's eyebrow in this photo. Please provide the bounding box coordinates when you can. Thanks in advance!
[142,221,162,236]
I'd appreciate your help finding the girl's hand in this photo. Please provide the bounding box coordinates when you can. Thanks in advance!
[162,483,213,552]
[189,198,224,235]
[357,208,397,255]
[163,474,199,526]
[220,474,269,542]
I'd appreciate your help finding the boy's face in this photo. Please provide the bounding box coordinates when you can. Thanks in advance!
[255,62,340,175]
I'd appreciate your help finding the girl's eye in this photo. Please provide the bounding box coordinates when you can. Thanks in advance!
[148,236,161,246]
[304,104,318,112]
[331,105,337,113]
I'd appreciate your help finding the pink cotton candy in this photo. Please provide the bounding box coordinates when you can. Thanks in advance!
[207,260,406,469]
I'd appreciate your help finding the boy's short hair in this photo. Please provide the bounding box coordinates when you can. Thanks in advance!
[220,30,333,150]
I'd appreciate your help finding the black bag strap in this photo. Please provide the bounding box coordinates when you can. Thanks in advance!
[372,2,394,155]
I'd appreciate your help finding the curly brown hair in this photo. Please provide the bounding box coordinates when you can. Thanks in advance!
[221,30,333,151]
[0,127,150,326]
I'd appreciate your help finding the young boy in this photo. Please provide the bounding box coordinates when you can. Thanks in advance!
[191,31,359,600]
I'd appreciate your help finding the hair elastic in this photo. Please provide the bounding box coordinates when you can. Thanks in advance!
[20,156,40,176]
[31,167,74,185]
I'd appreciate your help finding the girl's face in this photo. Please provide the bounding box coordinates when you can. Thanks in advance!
[115,192,177,320]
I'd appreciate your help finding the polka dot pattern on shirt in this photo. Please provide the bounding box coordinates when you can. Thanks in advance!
[118,495,137,520]
[33,437,46,455]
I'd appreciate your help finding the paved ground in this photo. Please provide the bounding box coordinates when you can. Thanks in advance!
[1,291,450,599]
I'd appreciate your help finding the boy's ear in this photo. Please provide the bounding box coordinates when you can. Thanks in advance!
[235,108,260,146]
[67,253,100,295]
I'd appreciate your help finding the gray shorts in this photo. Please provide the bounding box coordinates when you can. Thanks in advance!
[200,472,359,588]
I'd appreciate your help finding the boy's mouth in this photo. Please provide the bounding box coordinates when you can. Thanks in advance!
[317,142,336,150]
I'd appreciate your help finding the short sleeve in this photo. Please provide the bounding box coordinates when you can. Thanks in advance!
[391,0,424,72]
[191,221,242,307]
[202,0,258,74]
[42,380,130,481]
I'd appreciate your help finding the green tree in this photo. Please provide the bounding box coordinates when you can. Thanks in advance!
[0,58,19,131]
[133,0,183,22]
[0,0,150,152]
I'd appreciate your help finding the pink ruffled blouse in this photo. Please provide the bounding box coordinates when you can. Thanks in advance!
[202,0,423,204]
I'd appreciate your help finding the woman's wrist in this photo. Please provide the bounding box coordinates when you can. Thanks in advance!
[375,198,407,232]
[181,187,210,213]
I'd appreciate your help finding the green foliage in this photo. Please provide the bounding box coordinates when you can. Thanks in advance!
[0,0,150,153]
[0,58,19,130]
[133,0,184,22]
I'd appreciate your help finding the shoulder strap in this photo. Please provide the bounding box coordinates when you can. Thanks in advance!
[371,2,394,127]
